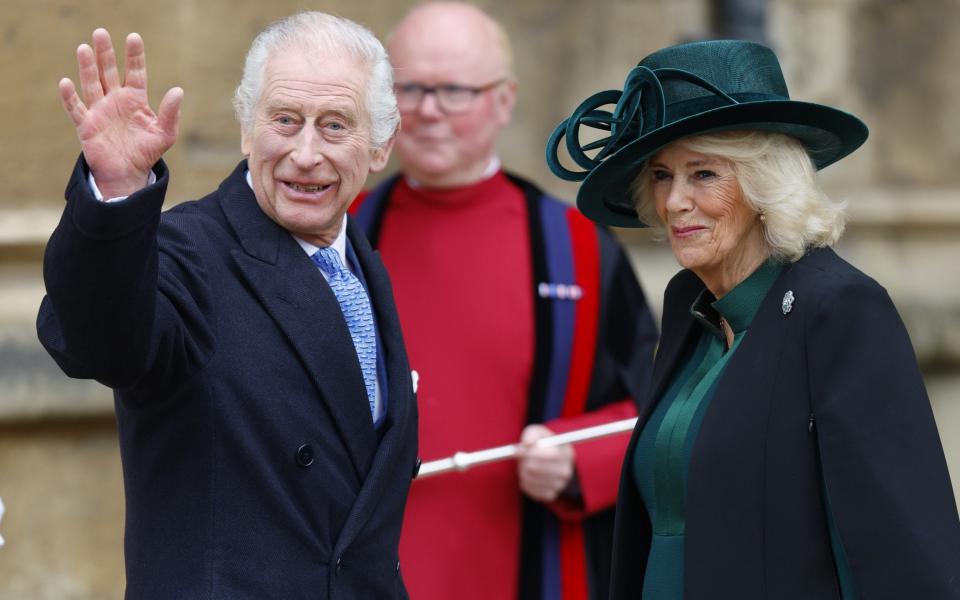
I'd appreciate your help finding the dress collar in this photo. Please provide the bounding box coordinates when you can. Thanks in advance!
[690,259,783,339]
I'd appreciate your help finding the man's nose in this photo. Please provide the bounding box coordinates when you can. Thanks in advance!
[290,127,323,168]
[416,91,445,119]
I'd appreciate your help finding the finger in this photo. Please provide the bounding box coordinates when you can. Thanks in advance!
[521,478,558,503]
[524,445,563,463]
[124,32,147,90]
[76,43,104,104]
[520,427,539,444]
[58,78,88,127]
[157,87,184,139]
[520,424,552,447]
[92,28,121,93]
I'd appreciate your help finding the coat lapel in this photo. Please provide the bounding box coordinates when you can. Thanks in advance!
[637,270,703,428]
[217,165,377,479]
[332,217,415,556]
[682,262,800,597]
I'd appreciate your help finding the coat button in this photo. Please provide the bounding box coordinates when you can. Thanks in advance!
[412,457,422,479]
[396,560,401,575]
[295,444,314,468]
[336,555,343,574]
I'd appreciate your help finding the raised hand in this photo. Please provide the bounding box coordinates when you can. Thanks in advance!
[59,28,183,199]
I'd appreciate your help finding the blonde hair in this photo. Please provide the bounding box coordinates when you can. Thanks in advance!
[631,131,846,262]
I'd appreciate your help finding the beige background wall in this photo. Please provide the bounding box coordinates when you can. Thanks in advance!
[1,0,957,597]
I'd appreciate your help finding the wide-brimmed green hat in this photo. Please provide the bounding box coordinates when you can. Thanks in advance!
[546,39,868,228]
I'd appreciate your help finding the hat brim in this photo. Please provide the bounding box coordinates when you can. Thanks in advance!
[576,100,868,228]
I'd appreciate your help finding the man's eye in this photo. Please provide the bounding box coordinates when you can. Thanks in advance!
[439,85,472,102]
[276,115,296,125]
[325,121,346,131]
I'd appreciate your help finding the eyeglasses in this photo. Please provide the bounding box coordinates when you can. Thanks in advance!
[394,78,507,114]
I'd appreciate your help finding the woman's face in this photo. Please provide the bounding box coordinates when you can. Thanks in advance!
[649,142,767,293]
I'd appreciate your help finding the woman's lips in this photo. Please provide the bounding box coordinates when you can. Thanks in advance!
[671,224,707,239]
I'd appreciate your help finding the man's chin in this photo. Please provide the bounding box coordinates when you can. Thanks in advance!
[400,159,458,181]
[397,147,454,169]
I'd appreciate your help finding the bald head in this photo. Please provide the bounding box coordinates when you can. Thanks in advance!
[388,2,513,84]
[386,2,518,188]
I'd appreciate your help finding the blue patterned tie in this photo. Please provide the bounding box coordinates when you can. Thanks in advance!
[311,247,377,418]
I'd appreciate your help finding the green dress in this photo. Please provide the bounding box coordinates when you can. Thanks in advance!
[631,261,858,599]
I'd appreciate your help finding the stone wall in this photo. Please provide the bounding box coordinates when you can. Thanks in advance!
[1,0,957,597]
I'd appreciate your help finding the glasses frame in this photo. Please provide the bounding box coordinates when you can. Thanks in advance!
[393,78,508,114]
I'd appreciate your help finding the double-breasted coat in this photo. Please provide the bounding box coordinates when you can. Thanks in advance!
[38,158,418,599]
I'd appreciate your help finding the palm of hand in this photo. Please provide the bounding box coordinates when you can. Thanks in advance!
[78,86,175,178]
[60,29,182,196]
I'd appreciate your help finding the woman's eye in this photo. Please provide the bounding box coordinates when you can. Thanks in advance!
[651,169,671,181]
[694,170,717,179]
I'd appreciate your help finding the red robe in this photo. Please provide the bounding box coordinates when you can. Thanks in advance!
[352,171,658,599]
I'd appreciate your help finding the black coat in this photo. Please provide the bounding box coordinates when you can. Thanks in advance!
[610,247,960,599]
[37,158,418,599]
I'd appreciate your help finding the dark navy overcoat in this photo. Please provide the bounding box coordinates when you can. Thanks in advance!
[38,158,418,599]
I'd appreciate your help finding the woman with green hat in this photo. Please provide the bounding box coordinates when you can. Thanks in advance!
[548,40,960,599]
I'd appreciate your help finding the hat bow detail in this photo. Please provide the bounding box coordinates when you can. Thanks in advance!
[546,66,738,182]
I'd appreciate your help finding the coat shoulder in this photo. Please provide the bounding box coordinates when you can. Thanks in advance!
[785,247,894,323]
[790,247,884,294]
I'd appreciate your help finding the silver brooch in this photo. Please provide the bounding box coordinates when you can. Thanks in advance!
[782,290,795,315]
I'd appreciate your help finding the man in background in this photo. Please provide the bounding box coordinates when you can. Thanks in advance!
[351,3,658,598]
[38,12,416,598]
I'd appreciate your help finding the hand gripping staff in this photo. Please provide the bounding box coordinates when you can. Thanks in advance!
[416,418,638,479]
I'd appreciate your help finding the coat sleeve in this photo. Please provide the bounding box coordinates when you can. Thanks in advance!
[807,273,960,598]
[36,156,215,396]
[545,232,659,519]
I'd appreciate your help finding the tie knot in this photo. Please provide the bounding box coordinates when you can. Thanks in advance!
[312,247,346,277]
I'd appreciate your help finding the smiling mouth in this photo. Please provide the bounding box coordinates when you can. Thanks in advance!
[285,182,332,193]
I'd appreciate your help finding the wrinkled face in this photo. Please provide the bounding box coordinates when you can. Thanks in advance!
[388,19,515,187]
[241,49,390,246]
[650,143,766,285]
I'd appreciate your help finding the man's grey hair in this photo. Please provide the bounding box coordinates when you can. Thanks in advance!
[233,11,399,149]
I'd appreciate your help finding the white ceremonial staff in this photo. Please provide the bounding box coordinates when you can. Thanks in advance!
[416,417,638,479]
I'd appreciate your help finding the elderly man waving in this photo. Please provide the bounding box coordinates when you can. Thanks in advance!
[37,12,417,599]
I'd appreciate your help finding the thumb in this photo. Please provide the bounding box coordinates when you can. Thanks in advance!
[157,87,184,138]
[520,424,553,446]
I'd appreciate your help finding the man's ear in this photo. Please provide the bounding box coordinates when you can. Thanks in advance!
[495,78,518,126]
[241,130,251,157]
[370,130,397,173]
